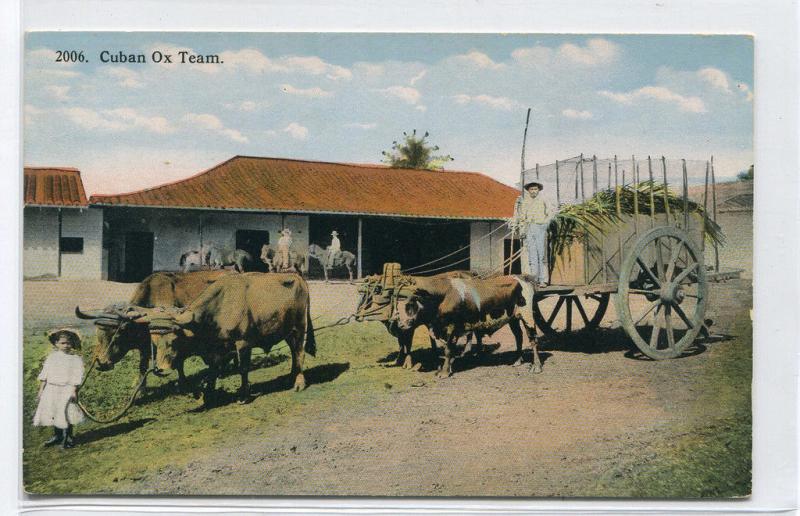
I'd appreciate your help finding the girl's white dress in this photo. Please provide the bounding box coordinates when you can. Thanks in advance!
[33,350,85,428]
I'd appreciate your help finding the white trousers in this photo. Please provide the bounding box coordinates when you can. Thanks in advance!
[525,223,549,283]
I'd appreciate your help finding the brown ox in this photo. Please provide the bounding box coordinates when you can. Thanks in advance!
[356,270,483,370]
[76,270,232,391]
[130,272,316,407]
[391,275,542,378]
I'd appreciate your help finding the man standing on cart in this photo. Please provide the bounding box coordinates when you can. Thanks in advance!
[514,180,555,288]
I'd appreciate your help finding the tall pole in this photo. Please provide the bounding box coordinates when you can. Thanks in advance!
[357,218,363,278]
[648,156,655,228]
[592,155,598,194]
[703,160,710,253]
[517,108,532,274]
[661,156,670,224]
[682,159,689,231]
[711,155,719,272]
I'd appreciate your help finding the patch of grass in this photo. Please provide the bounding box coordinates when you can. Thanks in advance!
[589,310,752,497]
[22,322,419,494]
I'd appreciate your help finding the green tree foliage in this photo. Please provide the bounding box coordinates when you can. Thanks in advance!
[737,164,754,181]
[381,130,454,170]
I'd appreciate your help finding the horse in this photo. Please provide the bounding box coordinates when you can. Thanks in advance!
[179,250,204,272]
[307,243,356,282]
[261,244,306,274]
[208,246,251,272]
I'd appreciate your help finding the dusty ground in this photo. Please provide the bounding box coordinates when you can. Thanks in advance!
[23,274,750,496]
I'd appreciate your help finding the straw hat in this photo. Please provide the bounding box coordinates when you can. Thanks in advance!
[524,181,544,190]
[47,328,82,350]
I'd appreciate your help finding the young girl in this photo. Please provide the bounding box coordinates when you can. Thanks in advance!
[33,328,85,449]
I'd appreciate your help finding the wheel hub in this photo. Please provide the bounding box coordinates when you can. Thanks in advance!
[659,282,683,304]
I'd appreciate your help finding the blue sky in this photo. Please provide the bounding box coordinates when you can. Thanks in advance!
[24,33,753,195]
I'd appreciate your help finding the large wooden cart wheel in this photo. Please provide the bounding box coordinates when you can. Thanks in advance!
[532,293,610,336]
[616,226,708,359]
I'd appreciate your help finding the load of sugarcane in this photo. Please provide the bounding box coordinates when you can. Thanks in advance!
[546,180,724,259]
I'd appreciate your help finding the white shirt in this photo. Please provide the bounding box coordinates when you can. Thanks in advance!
[330,236,341,252]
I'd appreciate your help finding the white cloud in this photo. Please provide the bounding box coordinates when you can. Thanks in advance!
[280,84,333,98]
[24,104,45,125]
[60,107,175,134]
[697,67,731,92]
[344,122,377,130]
[599,86,707,113]
[452,51,505,70]
[562,108,593,120]
[105,67,144,88]
[44,85,71,101]
[558,38,619,65]
[217,48,351,80]
[283,122,308,140]
[511,45,553,66]
[183,113,247,142]
[223,100,268,112]
[378,85,421,105]
[452,93,520,111]
[353,62,385,77]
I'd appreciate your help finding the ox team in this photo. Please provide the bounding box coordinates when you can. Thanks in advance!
[76,194,555,410]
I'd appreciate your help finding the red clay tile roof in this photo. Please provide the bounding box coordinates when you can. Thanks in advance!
[90,156,519,220]
[24,167,89,207]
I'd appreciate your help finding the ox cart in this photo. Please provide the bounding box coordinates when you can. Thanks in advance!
[356,154,742,361]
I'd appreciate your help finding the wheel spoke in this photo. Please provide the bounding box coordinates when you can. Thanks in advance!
[636,257,661,287]
[665,241,684,282]
[629,288,659,296]
[683,292,703,299]
[546,297,565,326]
[649,322,661,350]
[671,302,694,329]
[655,238,666,282]
[664,304,676,350]
[574,298,590,326]
[673,263,698,285]
[634,300,660,327]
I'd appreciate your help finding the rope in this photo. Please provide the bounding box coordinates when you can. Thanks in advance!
[402,224,511,274]
[75,357,153,424]
[480,245,524,279]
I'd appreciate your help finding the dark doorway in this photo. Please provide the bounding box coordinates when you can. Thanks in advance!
[236,230,270,272]
[124,232,154,282]
[361,218,470,276]
[503,238,522,275]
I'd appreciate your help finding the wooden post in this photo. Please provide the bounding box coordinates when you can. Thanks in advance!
[631,155,639,235]
[682,159,689,231]
[555,160,560,205]
[574,161,579,200]
[614,155,620,217]
[357,217,363,278]
[661,156,670,224]
[648,156,655,228]
[516,108,532,276]
[579,154,585,201]
[711,155,719,272]
[535,163,539,180]
[57,207,63,277]
[702,160,710,252]
[607,163,611,190]
[592,155,598,194]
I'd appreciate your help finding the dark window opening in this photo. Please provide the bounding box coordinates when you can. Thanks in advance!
[60,237,84,254]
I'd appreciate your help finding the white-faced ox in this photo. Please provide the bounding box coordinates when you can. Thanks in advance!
[129,272,316,407]
[76,270,232,391]
[392,275,542,378]
[355,270,483,371]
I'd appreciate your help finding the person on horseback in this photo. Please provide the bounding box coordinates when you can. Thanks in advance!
[277,228,293,272]
[327,230,342,269]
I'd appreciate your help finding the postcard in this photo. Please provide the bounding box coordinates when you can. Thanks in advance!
[22,32,753,497]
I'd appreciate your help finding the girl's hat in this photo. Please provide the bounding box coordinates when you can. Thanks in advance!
[47,328,82,350]
[524,181,544,190]
[331,230,339,236]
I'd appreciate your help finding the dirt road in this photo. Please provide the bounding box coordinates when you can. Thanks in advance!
[119,278,751,496]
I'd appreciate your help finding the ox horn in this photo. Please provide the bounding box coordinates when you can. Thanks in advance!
[75,306,117,320]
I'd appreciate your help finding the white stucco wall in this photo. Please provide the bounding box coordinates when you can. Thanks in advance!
[107,208,310,273]
[60,208,104,279]
[23,207,59,278]
[23,206,104,279]
[469,221,507,275]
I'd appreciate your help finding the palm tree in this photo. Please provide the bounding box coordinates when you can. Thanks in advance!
[381,130,453,170]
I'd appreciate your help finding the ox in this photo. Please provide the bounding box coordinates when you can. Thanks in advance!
[356,270,484,370]
[391,275,542,378]
[76,270,232,391]
[130,272,316,407]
